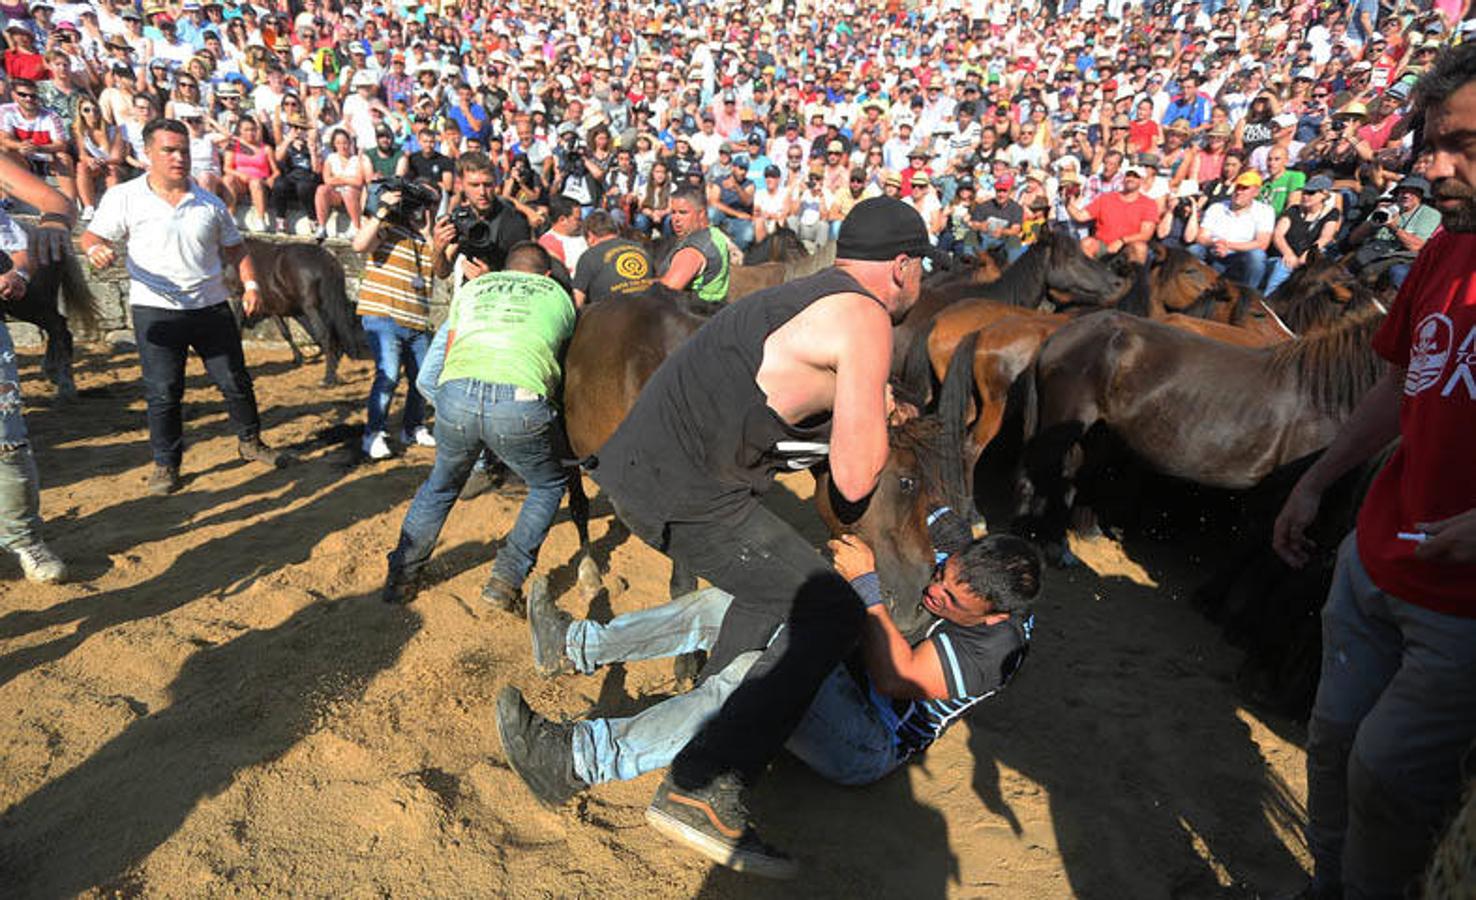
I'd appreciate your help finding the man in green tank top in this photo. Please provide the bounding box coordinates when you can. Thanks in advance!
[658,186,733,304]
[360,126,408,185]
[383,242,575,613]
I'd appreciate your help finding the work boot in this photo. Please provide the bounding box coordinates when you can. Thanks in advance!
[239,437,290,468]
[495,686,586,807]
[526,576,572,676]
[147,463,181,496]
[16,541,66,584]
[482,572,523,615]
[459,465,499,500]
[646,772,797,879]
[380,564,422,605]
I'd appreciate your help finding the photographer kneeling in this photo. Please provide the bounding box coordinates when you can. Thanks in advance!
[1346,175,1442,289]
[352,177,441,460]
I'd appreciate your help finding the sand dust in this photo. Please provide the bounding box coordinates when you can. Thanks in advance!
[0,344,1312,898]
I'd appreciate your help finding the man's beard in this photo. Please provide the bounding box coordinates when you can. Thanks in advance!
[1432,177,1476,233]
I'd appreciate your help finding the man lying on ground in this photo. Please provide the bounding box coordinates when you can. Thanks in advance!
[496,528,1039,860]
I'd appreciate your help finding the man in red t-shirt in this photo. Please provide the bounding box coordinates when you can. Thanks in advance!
[1272,44,1476,900]
[1,23,48,83]
[1066,164,1159,262]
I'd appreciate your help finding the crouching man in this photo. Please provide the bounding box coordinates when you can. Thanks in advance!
[496,531,1039,873]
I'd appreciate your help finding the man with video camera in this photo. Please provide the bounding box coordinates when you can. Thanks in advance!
[351,175,441,461]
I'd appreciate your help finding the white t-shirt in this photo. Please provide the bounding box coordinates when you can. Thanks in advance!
[1200,199,1275,244]
[86,174,243,311]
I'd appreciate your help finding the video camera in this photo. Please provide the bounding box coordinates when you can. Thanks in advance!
[373,176,440,220]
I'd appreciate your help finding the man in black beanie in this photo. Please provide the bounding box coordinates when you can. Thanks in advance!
[496,197,936,877]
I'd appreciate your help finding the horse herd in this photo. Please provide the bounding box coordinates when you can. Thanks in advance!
[7,225,1390,716]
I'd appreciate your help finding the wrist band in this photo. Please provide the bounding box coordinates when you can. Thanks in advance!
[244,280,260,292]
[849,572,885,609]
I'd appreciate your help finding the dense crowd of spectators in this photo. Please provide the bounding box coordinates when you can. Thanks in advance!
[0,0,1471,288]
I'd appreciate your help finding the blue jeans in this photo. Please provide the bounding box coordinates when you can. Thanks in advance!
[388,379,568,585]
[1263,257,1297,296]
[708,209,754,251]
[1189,244,1267,290]
[567,586,899,787]
[1306,533,1476,897]
[1388,263,1412,289]
[978,232,1027,264]
[361,314,430,437]
[0,322,26,447]
[0,324,42,553]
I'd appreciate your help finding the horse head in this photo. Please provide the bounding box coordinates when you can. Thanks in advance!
[1041,228,1129,308]
[815,334,977,638]
[1269,253,1369,335]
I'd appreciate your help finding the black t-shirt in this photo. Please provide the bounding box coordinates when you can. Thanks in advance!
[881,613,1032,761]
[970,198,1024,229]
[408,150,453,185]
[572,237,655,301]
[1279,204,1341,259]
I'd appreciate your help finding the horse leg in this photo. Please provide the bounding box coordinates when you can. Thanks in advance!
[274,315,304,366]
[298,308,340,386]
[38,309,78,401]
[567,469,603,601]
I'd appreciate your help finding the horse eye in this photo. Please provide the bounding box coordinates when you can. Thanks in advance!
[898,475,918,494]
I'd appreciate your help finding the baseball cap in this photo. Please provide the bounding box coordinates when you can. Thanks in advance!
[1272,113,1297,128]
[1234,171,1264,188]
[827,140,845,153]
[1122,165,1145,178]
[1304,175,1334,193]
[837,197,935,261]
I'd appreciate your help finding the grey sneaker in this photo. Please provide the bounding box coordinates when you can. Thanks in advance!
[482,573,523,615]
[17,542,66,584]
[495,686,586,807]
[646,772,797,879]
[147,464,181,496]
[526,576,573,676]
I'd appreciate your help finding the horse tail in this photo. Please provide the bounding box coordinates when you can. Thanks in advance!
[897,320,936,411]
[316,250,366,359]
[937,329,979,512]
[56,244,100,334]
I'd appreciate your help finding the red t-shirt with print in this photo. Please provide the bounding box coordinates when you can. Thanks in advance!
[1357,228,1476,616]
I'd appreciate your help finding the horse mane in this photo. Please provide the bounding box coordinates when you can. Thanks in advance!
[1268,308,1387,417]
[1114,260,1154,318]
[782,240,836,280]
[1271,255,1376,335]
[888,415,969,513]
[978,236,1052,308]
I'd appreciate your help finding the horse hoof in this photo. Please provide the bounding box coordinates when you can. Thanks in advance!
[672,651,706,689]
[576,555,603,601]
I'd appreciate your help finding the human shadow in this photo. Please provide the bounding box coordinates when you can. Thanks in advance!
[0,591,420,897]
[693,755,955,899]
[0,465,414,688]
[963,529,1308,896]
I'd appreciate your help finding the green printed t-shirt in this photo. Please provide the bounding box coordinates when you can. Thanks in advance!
[439,271,576,398]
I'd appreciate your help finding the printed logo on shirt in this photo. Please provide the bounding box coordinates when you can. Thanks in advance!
[1405,313,1453,396]
[614,248,650,280]
[1441,325,1476,400]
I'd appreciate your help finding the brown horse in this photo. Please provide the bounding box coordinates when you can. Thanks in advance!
[1110,244,1295,344]
[889,253,1005,381]
[1265,250,1390,336]
[2,239,97,399]
[1019,308,1387,559]
[223,238,363,385]
[560,282,975,635]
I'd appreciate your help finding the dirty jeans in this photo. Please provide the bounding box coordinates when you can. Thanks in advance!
[1305,532,1476,899]
[388,379,567,586]
[568,586,899,787]
[0,322,44,552]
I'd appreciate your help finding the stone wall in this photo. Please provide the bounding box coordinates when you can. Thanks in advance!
[5,218,455,349]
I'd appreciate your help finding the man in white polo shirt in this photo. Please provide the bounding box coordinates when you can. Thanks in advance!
[81,118,287,496]
[1191,169,1276,290]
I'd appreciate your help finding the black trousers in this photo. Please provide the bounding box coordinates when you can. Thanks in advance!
[133,302,261,467]
[270,170,319,221]
[619,499,865,787]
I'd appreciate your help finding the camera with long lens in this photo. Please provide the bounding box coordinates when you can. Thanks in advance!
[449,205,501,267]
[1369,203,1398,225]
[373,176,440,219]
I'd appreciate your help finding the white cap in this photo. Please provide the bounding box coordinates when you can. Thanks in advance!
[173,102,201,118]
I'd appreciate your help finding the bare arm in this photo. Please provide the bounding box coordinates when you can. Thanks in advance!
[828,300,894,501]
[658,245,704,291]
[830,535,949,700]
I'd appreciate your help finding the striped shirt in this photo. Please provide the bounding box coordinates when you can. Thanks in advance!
[356,222,434,330]
[872,613,1032,762]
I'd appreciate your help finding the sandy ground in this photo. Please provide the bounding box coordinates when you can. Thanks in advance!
[0,342,1314,899]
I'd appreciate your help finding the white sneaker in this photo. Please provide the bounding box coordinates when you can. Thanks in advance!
[314,225,329,240]
[362,431,392,460]
[402,426,436,448]
[80,205,95,222]
[17,542,66,584]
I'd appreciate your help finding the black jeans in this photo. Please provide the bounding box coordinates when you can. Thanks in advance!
[133,302,261,467]
[270,170,320,221]
[618,500,865,787]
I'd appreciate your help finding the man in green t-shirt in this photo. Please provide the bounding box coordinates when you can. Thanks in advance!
[658,186,733,304]
[1258,145,1306,215]
[383,241,576,612]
